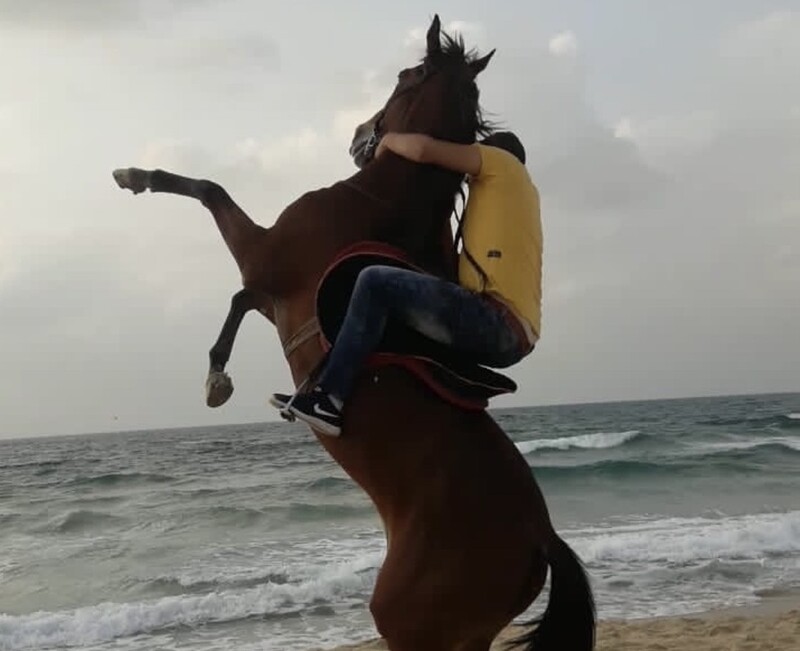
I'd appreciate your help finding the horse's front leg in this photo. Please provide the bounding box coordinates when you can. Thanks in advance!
[113,168,221,202]
[112,168,263,269]
[206,289,272,407]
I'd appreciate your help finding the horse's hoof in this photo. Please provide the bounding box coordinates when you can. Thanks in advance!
[205,371,234,408]
[112,168,149,195]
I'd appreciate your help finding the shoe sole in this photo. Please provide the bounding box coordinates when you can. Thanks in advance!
[287,405,341,437]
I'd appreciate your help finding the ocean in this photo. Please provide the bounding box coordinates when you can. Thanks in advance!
[1,393,799,650]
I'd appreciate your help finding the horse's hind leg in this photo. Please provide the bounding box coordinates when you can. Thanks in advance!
[205,289,270,407]
[112,167,264,268]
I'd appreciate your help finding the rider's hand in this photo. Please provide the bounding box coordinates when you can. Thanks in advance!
[375,134,392,159]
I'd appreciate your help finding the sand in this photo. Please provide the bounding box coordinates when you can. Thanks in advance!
[315,594,800,651]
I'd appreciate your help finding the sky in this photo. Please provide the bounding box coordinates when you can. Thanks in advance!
[0,1,798,438]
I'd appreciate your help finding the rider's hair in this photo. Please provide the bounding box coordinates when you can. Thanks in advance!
[479,131,526,164]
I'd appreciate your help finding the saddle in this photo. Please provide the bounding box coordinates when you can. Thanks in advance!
[316,242,517,411]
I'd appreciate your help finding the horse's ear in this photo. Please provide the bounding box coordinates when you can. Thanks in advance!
[426,14,442,55]
[469,49,496,77]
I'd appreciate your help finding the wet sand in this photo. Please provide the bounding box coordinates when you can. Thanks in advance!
[314,592,800,650]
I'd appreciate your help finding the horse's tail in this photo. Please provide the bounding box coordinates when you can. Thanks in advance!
[508,533,596,651]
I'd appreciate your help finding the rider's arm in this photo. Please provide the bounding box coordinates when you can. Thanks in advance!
[377,133,482,177]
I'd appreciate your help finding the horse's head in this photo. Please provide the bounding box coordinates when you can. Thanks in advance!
[350,15,495,169]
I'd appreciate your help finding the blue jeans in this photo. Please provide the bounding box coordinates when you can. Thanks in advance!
[318,265,527,401]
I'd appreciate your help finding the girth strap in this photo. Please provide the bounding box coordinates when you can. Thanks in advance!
[282,317,321,359]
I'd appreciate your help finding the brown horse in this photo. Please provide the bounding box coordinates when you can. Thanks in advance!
[112,16,595,651]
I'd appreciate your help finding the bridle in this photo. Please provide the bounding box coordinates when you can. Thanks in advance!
[360,63,436,165]
[361,119,383,163]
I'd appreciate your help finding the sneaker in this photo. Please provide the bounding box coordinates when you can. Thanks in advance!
[268,392,292,411]
[285,387,343,436]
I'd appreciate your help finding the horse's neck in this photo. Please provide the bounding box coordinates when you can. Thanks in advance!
[277,155,461,387]
[347,154,459,209]
[347,154,462,276]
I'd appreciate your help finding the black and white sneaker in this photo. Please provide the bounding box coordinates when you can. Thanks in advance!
[277,387,342,436]
[268,392,292,411]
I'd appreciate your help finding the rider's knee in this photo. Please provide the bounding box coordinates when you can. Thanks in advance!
[354,265,393,296]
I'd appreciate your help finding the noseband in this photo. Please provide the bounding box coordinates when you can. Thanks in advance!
[362,116,384,162]
[361,65,435,164]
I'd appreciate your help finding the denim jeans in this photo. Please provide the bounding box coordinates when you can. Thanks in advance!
[318,265,526,401]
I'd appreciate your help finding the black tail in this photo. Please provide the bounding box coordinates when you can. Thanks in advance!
[507,534,596,651]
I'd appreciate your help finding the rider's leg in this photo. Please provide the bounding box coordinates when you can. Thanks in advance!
[319,265,523,401]
[274,265,525,435]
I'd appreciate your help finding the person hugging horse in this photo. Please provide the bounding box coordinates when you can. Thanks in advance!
[271,130,542,436]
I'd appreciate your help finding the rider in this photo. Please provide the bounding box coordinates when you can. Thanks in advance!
[271,130,542,436]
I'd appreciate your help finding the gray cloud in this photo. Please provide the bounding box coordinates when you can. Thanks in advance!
[0,0,217,30]
[536,132,668,212]
[0,1,138,29]
[165,33,279,73]
[1,4,798,438]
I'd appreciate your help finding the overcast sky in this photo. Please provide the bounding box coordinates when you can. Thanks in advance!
[1,1,798,438]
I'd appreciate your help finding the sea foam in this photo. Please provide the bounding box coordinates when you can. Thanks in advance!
[515,430,640,454]
[570,510,800,565]
[0,551,382,650]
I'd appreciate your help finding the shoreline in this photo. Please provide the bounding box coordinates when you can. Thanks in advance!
[312,592,800,650]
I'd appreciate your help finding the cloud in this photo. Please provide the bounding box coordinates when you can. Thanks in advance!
[234,128,322,171]
[537,130,666,211]
[2,4,799,437]
[0,102,35,173]
[720,10,800,60]
[472,40,664,212]
[164,33,279,73]
[331,71,394,144]
[0,0,213,31]
[613,111,722,163]
[0,0,137,29]
[714,10,800,120]
[548,30,578,57]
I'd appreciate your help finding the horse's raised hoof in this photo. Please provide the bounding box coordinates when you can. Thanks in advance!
[112,168,150,195]
[205,370,234,407]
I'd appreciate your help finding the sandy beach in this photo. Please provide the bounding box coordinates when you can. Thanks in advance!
[316,593,800,651]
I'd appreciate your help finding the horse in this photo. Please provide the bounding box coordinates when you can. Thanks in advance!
[112,15,595,651]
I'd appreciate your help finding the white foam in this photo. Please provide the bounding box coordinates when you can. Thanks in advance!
[570,510,800,565]
[698,436,800,453]
[515,430,640,454]
[0,551,383,650]
[788,413,800,420]
[145,528,386,591]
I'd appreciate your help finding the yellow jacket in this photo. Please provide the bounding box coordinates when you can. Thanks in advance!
[458,144,542,344]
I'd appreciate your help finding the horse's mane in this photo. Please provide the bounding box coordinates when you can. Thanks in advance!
[389,29,497,279]
[423,31,495,140]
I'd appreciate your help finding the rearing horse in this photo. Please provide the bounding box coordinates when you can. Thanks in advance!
[113,16,595,651]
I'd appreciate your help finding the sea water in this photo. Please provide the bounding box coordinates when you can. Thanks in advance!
[1,393,798,650]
